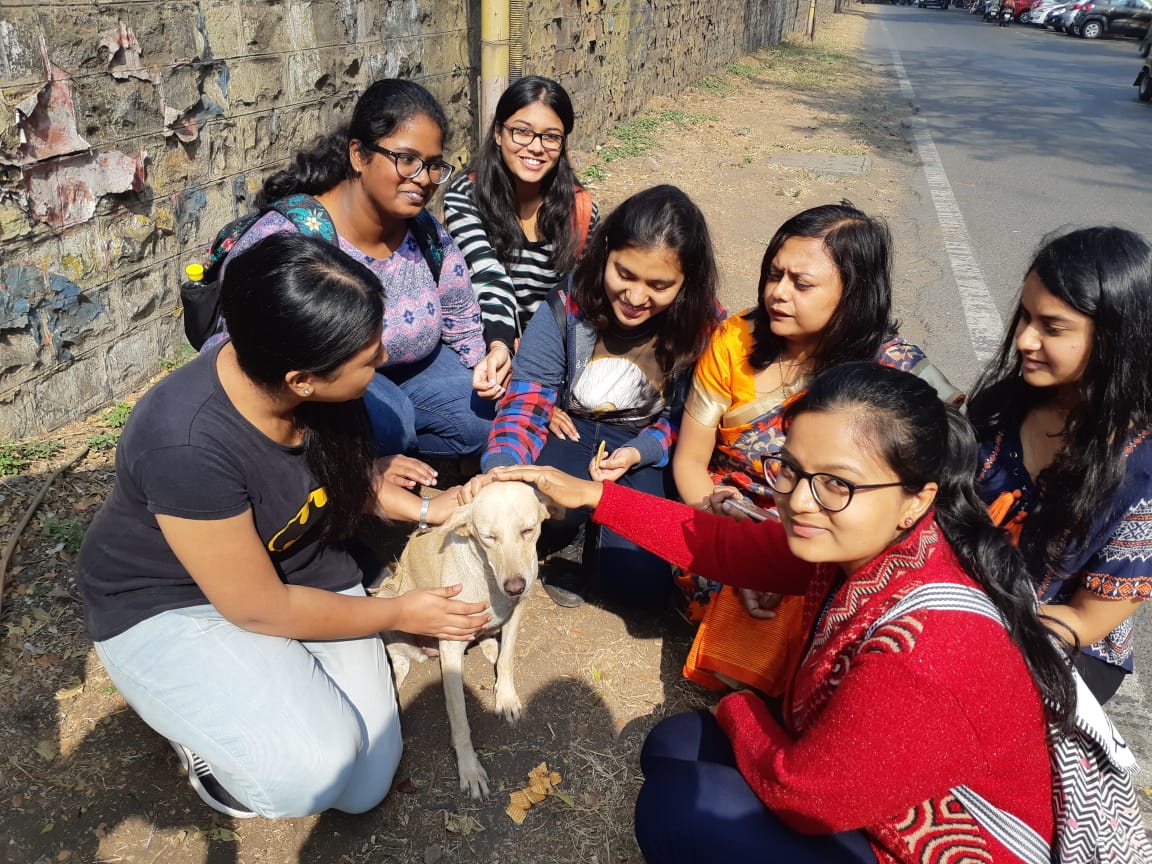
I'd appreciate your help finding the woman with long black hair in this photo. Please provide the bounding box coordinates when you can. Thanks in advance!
[77,234,489,820]
[968,226,1152,704]
[218,78,506,469]
[444,76,598,393]
[477,363,1075,862]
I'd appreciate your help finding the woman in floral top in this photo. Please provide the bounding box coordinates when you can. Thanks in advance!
[224,79,506,472]
[969,226,1152,704]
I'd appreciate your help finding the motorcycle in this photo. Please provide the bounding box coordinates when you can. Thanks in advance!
[999,4,1014,23]
[983,0,1000,19]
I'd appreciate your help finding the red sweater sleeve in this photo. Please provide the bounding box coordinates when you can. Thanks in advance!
[592,482,813,594]
[713,630,991,834]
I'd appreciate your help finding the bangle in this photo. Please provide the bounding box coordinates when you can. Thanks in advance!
[418,494,431,529]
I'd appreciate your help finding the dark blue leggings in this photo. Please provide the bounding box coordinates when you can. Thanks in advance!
[536,415,677,608]
[634,711,878,864]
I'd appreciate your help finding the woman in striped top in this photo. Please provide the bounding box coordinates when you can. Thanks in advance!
[444,76,599,392]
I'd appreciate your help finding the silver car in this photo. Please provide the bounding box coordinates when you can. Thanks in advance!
[1033,0,1075,24]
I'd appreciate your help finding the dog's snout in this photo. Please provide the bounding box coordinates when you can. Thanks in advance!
[504,577,527,596]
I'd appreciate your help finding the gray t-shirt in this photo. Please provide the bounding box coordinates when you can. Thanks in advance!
[77,343,361,641]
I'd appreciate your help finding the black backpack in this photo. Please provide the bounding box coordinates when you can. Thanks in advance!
[180,193,445,350]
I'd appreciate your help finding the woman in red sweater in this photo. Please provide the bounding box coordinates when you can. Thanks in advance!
[481,363,1075,864]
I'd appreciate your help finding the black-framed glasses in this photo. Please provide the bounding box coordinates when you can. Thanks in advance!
[762,453,906,513]
[362,142,455,185]
[498,123,566,151]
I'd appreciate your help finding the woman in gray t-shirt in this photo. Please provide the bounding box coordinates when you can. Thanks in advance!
[77,234,489,819]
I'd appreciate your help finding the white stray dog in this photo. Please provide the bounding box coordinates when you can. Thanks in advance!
[380,481,549,799]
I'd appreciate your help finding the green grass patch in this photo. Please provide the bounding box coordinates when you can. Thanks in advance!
[41,516,86,554]
[101,401,133,429]
[726,62,761,79]
[691,75,730,95]
[86,432,121,452]
[752,42,854,89]
[159,345,196,372]
[582,164,608,182]
[0,440,62,475]
[600,110,715,163]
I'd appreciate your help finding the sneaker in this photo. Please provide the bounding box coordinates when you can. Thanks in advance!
[169,740,257,819]
[540,557,589,608]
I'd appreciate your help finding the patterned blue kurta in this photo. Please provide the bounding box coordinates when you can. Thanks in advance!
[976,425,1152,671]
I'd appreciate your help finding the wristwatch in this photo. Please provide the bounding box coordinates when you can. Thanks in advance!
[418,494,432,529]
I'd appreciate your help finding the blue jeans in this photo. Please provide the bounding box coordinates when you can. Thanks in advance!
[93,587,402,818]
[635,710,879,863]
[364,342,494,458]
[537,415,677,608]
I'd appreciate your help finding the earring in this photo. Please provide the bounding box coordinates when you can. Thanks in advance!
[901,516,915,529]
[301,388,313,397]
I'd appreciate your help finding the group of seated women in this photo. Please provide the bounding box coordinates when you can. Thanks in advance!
[74,74,1151,862]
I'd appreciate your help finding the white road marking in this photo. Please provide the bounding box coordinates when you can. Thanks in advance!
[883,23,1004,363]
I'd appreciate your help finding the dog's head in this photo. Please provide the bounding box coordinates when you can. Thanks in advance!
[442,481,549,598]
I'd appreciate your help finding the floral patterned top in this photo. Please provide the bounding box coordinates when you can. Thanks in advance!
[221,206,485,369]
[976,424,1152,670]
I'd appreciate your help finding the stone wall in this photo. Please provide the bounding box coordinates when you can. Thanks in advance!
[0,0,829,438]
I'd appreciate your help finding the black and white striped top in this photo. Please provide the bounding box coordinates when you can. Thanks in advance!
[443,172,599,348]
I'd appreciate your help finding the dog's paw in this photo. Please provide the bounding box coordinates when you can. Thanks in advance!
[494,688,523,723]
[457,754,490,799]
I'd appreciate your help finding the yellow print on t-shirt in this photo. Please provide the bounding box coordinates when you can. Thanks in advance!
[268,487,329,553]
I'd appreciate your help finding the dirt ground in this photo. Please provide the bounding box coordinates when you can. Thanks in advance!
[0,11,935,863]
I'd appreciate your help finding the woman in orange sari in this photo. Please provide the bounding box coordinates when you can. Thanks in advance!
[672,202,958,694]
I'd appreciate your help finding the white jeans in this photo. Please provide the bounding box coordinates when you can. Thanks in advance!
[94,587,401,818]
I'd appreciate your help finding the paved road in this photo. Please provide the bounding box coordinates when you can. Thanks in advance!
[871,6,1152,307]
[863,5,1152,821]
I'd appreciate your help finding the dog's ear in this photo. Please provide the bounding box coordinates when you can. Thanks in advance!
[533,488,565,522]
[440,501,474,537]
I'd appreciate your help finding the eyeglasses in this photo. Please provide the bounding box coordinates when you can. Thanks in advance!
[361,142,455,185]
[762,453,906,513]
[498,123,566,151]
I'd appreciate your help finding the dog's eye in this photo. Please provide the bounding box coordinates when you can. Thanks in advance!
[521,528,535,539]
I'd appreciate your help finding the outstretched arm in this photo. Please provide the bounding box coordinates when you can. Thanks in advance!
[156,512,489,641]
[483,465,812,594]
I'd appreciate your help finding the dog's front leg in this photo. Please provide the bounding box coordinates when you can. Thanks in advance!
[439,640,489,799]
[493,602,525,723]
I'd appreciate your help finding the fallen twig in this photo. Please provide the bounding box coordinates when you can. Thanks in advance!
[0,445,90,621]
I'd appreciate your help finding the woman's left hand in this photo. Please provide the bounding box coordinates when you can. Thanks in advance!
[472,343,512,400]
[373,455,438,490]
[459,473,496,505]
[426,487,464,524]
[590,446,641,482]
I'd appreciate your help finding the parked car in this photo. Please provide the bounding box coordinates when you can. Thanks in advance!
[1035,0,1076,25]
[1060,1,1091,31]
[1140,25,1152,48]
[1013,0,1040,18]
[1135,56,1152,99]
[1044,1,1082,27]
[1068,0,1152,38]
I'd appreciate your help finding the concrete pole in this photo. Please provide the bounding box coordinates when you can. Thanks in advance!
[480,0,510,141]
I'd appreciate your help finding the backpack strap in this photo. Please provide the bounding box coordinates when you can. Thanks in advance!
[185,195,340,349]
[950,786,1051,864]
[573,186,593,258]
[869,583,1152,864]
[408,208,445,284]
[865,585,1053,863]
[865,583,1003,638]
